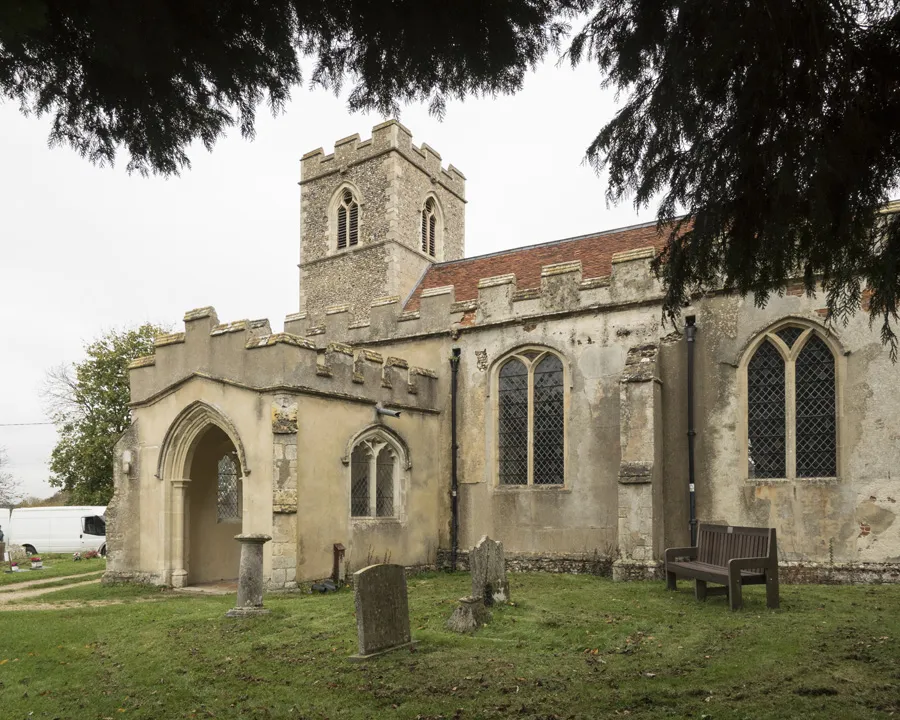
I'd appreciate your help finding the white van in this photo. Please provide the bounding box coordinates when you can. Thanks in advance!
[7,506,107,555]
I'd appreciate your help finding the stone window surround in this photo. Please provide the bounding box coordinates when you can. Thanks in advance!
[419,192,444,260]
[736,318,845,484]
[342,425,410,523]
[489,345,570,490]
[327,181,363,255]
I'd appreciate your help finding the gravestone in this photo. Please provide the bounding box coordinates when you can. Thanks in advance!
[226,534,272,618]
[350,564,414,660]
[446,595,490,633]
[471,535,509,605]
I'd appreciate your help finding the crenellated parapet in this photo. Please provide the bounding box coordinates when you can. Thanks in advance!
[300,119,466,200]
[128,307,439,412]
[285,245,663,345]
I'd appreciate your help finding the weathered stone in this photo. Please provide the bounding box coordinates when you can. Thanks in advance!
[350,564,414,660]
[470,536,509,605]
[226,534,272,618]
[446,596,490,633]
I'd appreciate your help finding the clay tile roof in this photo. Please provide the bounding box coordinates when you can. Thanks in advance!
[404,220,670,311]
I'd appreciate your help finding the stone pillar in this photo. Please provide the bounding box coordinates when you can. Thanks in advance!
[226,534,272,617]
[170,479,190,588]
[613,344,665,581]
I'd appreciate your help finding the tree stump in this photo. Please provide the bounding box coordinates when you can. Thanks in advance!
[446,596,490,633]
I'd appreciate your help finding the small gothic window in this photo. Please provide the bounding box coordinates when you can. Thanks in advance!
[349,435,399,518]
[421,197,437,256]
[497,349,566,486]
[217,454,241,522]
[337,189,359,250]
[746,325,837,480]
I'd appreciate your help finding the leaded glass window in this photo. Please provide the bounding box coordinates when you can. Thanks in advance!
[349,435,401,518]
[747,341,786,479]
[745,326,838,480]
[533,355,564,485]
[350,445,371,517]
[498,359,529,485]
[795,336,837,477]
[336,189,359,250]
[497,349,566,486]
[216,454,241,523]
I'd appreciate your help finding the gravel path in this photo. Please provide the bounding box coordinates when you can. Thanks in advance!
[0,571,104,593]
[0,577,101,605]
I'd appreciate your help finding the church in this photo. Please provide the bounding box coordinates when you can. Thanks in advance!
[104,120,900,589]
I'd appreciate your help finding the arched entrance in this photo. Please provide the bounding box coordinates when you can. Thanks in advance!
[157,401,251,588]
[184,425,242,584]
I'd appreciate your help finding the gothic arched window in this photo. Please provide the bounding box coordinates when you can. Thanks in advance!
[746,325,837,479]
[348,432,402,518]
[421,197,438,256]
[216,454,241,523]
[336,188,359,250]
[497,348,566,486]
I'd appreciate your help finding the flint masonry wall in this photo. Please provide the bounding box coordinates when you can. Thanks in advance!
[299,120,466,323]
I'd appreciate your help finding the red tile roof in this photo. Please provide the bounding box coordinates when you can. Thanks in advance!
[404,221,670,311]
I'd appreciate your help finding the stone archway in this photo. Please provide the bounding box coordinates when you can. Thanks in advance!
[158,401,250,588]
[184,426,242,585]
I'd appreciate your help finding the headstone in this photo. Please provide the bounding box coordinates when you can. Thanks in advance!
[471,535,509,606]
[446,595,490,633]
[350,564,414,660]
[226,534,272,618]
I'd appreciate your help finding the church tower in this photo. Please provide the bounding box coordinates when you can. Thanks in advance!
[298,120,466,323]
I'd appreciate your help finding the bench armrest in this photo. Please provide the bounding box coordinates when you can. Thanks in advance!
[665,546,698,562]
[728,557,773,571]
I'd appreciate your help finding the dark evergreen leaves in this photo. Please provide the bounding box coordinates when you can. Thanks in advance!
[0,1,578,175]
[569,0,900,353]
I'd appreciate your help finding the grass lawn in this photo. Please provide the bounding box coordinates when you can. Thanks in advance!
[0,554,106,588]
[1,573,898,719]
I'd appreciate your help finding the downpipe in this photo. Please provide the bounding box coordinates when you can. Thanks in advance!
[685,316,698,546]
[449,347,461,570]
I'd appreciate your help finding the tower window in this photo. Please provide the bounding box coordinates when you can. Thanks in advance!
[421,197,437,257]
[337,189,359,250]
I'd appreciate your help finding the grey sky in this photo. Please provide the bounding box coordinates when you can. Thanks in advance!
[0,58,655,499]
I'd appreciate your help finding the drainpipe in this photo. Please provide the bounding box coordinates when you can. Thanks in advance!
[449,347,461,571]
[685,316,698,546]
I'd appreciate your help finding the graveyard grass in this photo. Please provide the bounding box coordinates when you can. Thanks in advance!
[0,554,107,587]
[1,573,899,719]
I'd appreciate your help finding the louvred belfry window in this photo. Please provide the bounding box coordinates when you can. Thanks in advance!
[746,325,837,480]
[337,189,359,250]
[497,349,566,486]
[421,197,437,256]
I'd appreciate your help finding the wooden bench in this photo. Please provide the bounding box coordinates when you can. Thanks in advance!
[665,524,780,611]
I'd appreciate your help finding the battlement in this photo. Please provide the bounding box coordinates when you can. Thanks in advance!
[128,307,439,412]
[285,246,664,344]
[300,120,466,199]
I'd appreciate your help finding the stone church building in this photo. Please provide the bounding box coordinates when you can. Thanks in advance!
[105,121,900,589]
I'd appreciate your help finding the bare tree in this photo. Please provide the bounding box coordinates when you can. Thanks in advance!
[0,447,21,507]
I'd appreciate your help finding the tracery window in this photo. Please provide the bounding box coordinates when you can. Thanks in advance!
[746,325,837,479]
[216,454,241,522]
[421,197,437,256]
[349,435,399,518]
[336,188,359,250]
[497,349,565,486]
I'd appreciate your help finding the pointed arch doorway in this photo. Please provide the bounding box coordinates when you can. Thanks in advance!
[158,401,250,588]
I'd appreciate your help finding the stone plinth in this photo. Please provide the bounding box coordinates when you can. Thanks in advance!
[446,596,490,633]
[226,534,272,618]
[350,564,414,660]
[471,536,509,605]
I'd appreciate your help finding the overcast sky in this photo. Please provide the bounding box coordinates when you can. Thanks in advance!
[0,58,656,500]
